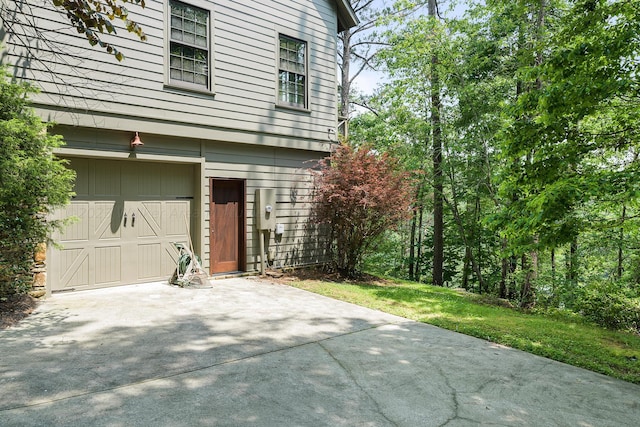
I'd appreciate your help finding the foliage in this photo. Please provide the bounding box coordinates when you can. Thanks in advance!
[287,274,640,384]
[310,143,414,278]
[0,69,75,299]
[494,0,640,252]
[349,0,640,319]
[575,281,640,332]
[50,0,147,60]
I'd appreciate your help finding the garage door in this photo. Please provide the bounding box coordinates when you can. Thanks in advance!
[49,159,195,292]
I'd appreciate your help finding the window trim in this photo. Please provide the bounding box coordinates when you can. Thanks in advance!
[164,0,214,94]
[276,33,309,111]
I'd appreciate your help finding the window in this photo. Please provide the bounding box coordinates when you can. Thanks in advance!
[169,0,210,90]
[278,35,307,109]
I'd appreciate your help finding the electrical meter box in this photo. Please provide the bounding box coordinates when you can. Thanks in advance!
[255,188,276,230]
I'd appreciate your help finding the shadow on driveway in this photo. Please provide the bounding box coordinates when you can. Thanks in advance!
[1,278,639,426]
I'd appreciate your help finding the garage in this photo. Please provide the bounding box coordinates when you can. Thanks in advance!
[49,159,195,292]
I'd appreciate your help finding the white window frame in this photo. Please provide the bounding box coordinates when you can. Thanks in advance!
[165,0,213,93]
[276,34,309,110]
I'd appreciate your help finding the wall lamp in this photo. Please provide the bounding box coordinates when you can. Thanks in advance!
[130,132,144,150]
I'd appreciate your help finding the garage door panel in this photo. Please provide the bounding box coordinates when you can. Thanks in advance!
[163,164,194,197]
[166,201,190,236]
[59,248,89,288]
[70,158,89,197]
[137,243,162,280]
[163,241,184,275]
[94,246,122,285]
[136,202,162,238]
[58,203,90,242]
[94,161,122,197]
[95,201,123,240]
[137,163,163,197]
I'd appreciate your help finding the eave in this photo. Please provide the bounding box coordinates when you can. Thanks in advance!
[335,0,359,32]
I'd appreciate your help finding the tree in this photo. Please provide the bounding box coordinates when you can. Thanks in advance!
[0,69,75,299]
[310,143,414,277]
[1,0,147,61]
[338,0,431,121]
[496,0,640,273]
[427,0,444,287]
[51,0,147,60]
[373,2,450,285]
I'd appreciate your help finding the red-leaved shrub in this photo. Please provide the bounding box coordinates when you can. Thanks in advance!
[310,143,414,277]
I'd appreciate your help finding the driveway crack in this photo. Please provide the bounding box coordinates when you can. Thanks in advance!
[317,340,400,427]
[1,321,401,413]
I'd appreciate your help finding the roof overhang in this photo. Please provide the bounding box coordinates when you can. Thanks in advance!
[335,0,359,32]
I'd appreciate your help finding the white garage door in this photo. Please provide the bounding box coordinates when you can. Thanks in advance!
[49,159,195,292]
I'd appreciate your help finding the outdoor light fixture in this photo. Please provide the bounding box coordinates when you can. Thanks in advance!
[130,132,144,150]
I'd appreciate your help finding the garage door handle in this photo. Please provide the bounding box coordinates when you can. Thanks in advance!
[123,213,127,227]
[131,213,136,227]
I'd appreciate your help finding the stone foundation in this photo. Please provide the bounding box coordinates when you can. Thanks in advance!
[30,243,47,298]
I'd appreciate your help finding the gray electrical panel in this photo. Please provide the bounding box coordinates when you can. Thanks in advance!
[255,188,276,230]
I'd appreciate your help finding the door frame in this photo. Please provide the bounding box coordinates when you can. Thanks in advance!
[209,178,246,274]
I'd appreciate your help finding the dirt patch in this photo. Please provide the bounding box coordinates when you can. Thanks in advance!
[0,294,38,329]
[266,267,394,287]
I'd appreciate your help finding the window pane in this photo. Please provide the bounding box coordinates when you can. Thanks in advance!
[169,1,210,89]
[195,10,208,22]
[278,36,306,107]
[195,74,207,86]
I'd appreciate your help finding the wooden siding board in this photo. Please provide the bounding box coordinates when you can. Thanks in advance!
[203,143,326,270]
[29,85,335,139]
[6,0,340,144]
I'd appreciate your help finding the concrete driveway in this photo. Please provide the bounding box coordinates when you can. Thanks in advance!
[1,278,639,426]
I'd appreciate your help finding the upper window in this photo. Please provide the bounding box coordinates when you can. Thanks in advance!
[169,0,210,90]
[278,35,307,109]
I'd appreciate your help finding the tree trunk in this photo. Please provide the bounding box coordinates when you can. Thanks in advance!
[340,28,351,119]
[445,194,487,293]
[500,238,509,299]
[429,0,444,287]
[551,247,556,291]
[416,203,424,282]
[566,238,578,282]
[409,203,418,281]
[618,204,626,280]
[462,247,471,290]
[520,253,535,308]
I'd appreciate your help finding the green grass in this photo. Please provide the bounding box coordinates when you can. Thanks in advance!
[287,276,640,384]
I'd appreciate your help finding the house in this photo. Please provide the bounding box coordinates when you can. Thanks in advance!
[1,0,357,293]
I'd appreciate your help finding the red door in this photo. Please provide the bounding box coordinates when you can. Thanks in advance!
[210,179,245,274]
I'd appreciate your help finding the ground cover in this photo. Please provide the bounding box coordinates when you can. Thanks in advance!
[278,270,640,384]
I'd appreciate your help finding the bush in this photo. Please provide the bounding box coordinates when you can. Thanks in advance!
[0,69,75,299]
[310,143,414,278]
[575,281,640,332]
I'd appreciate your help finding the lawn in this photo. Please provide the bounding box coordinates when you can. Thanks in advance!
[283,274,640,384]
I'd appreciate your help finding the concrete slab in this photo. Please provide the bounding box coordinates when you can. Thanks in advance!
[1,278,639,426]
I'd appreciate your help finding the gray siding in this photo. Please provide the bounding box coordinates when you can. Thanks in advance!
[204,142,328,272]
[55,126,330,273]
[3,0,343,284]
[3,0,340,151]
